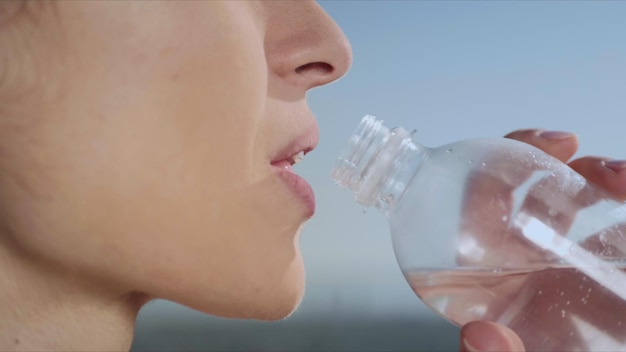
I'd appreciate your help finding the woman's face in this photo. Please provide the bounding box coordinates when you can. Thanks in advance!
[0,1,351,319]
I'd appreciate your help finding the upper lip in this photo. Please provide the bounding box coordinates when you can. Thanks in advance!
[270,124,319,166]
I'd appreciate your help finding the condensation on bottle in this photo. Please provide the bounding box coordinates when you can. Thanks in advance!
[332,115,626,351]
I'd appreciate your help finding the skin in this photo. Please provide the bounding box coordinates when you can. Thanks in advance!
[0,1,350,350]
[1,1,624,351]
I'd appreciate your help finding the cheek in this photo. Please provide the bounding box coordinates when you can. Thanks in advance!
[62,0,270,217]
[0,1,304,317]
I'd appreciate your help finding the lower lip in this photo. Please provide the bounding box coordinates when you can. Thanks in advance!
[274,167,316,218]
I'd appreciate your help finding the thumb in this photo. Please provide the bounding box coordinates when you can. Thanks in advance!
[460,321,525,352]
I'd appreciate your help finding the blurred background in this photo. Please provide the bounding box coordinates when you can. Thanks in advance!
[132,1,626,351]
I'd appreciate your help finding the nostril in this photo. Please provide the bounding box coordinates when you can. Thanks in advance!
[295,62,334,75]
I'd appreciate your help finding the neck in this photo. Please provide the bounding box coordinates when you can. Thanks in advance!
[0,241,148,351]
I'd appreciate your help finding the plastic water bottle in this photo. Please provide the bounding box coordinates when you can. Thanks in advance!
[332,115,626,351]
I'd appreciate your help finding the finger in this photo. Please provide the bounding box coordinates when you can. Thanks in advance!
[504,129,579,163]
[460,321,525,352]
[568,156,626,201]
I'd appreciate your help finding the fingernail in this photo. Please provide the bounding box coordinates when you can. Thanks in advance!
[539,130,576,141]
[460,321,525,352]
[604,159,626,172]
[461,337,480,352]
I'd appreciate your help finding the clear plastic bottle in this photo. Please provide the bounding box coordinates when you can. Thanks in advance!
[332,115,626,351]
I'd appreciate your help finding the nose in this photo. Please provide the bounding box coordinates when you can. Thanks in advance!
[264,0,353,91]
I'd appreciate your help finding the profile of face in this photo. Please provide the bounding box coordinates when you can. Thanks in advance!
[0,1,351,320]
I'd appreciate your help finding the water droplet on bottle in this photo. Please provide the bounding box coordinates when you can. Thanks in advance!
[537,290,543,295]
[561,310,566,318]
[481,162,487,167]
[446,148,453,153]
[468,159,474,164]
[548,208,557,216]
[501,215,508,222]
[560,291,564,296]
[566,300,570,306]
[599,232,608,245]
[569,332,574,336]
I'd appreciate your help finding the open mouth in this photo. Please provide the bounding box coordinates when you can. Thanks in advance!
[271,149,315,218]
[271,150,308,171]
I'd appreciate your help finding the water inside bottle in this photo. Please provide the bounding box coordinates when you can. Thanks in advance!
[405,265,626,351]
[333,116,626,350]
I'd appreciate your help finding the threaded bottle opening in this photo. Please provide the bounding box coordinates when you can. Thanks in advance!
[332,115,389,195]
[332,115,414,207]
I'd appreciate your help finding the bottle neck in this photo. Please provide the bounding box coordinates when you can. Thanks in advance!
[332,115,426,215]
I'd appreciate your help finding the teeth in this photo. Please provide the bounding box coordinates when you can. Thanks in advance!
[292,151,305,164]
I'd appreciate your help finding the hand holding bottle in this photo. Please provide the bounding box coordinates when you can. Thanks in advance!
[459,128,626,352]
[333,116,626,351]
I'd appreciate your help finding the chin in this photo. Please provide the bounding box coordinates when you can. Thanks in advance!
[254,281,305,321]
[241,264,306,321]
[185,257,306,321]
[202,280,305,321]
